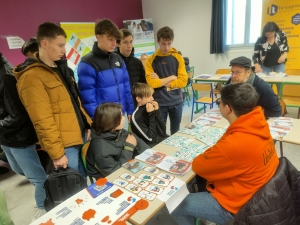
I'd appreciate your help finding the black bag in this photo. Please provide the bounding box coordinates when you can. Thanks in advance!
[43,167,87,211]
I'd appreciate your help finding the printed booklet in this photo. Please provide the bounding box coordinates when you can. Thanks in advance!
[135,149,166,165]
[156,156,192,176]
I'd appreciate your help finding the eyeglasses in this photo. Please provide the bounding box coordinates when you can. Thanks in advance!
[230,70,245,75]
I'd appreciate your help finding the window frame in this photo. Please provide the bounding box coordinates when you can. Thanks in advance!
[226,0,262,48]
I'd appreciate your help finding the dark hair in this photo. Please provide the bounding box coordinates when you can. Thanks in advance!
[262,22,280,36]
[157,26,174,42]
[36,22,67,46]
[117,29,133,44]
[220,83,258,117]
[21,38,39,56]
[92,103,122,135]
[95,18,122,40]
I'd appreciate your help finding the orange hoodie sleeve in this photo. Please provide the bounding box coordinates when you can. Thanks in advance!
[145,54,163,88]
[192,143,237,181]
[170,54,188,89]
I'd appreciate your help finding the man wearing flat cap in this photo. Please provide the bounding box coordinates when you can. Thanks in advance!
[227,56,281,118]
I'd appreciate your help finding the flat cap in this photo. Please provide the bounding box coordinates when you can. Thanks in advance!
[229,56,252,68]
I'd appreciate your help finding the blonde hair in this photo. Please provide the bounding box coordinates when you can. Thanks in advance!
[132,83,154,107]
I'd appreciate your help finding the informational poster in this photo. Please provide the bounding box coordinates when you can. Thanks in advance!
[262,1,300,69]
[123,18,155,58]
[60,22,96,81]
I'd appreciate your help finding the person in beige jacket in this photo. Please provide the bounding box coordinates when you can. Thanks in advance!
[13,22,92,177]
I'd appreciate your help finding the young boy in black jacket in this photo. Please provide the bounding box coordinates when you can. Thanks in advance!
[131,83,169,148]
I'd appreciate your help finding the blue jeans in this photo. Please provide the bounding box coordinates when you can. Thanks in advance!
[262,63,285,94]
[160,102,183,135]
[171,192,234,225]
[65,145,86,178]
[1,144,47,209]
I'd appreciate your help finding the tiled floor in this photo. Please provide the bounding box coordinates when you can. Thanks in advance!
[1,98,299,225]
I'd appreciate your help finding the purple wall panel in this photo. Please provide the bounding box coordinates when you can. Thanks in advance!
[0,0,143,65]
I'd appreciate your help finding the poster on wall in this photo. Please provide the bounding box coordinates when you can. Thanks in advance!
[123,18,155,58]
[262,1,300,69]
[60,22,96,81]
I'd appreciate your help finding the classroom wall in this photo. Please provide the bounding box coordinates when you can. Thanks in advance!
[141,0,254,75]
[0,0,143,66]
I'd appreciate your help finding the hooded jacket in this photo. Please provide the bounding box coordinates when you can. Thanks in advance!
[145,47,188,106]
[78,42,134,119]
[0,55,37,147]
[192,107,279,214]
[115,47,146,88]
[13,54,92,160]
[86,129,149,179]
[131,105,169,148]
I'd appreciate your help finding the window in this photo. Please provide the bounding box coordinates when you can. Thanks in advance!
[226,0,262,46]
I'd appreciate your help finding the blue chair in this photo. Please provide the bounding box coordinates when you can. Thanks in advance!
[191,82,216,121]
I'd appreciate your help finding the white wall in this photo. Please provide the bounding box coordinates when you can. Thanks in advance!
[142,0,253,75]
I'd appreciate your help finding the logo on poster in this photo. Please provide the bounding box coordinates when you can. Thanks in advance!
[267,4,278,16]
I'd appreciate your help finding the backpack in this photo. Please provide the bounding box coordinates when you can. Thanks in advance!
[43,167,87,211]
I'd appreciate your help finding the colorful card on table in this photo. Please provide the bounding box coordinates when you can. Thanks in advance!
[156,156,192,176]
[178,124,208,136]
[196,127,225,146]
[138,174,155,181]
[156,173,174,181]
[112,179,128,187]
[120,173,135,181]
[152,178,170,187]
[144,166,160,174]
[162,135,193,148]
[132,178,150,188]
[138,190,157,201]
[145,185,164,194]
[135,149,166,165]
[122,159,146,173]
[173,143,209,162]
[125,183,142,194]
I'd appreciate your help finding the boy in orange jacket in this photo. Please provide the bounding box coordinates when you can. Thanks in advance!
[171,82,279,225]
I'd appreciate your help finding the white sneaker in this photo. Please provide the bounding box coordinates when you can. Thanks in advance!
[32,208,47,221]
[201,219,217,225]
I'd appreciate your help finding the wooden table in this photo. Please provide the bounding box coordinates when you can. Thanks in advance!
[106,133,204,225]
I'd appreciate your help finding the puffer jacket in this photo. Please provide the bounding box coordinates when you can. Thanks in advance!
[78,42,134,119]
[13,54,92,160]
[226,157,300,225]
[115,47,146,88]
[86,129,149,179]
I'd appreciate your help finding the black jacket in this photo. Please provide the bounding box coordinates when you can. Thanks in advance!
[226,157,300,225]
[115,47,146,88]
[131,105,169,148]
[0,73,38,147]
[226,74,281,118]
[86,129,149,179]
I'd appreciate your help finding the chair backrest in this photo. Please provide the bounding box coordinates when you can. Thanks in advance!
[284,69,300,76]
[278,99,286,117]
[192,82,213,92]
[216,68,231,74]
[280,82,300,98]
[187,66,194,79]
[81,141,91,169]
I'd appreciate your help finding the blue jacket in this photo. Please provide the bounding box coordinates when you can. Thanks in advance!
[78,42,134,119]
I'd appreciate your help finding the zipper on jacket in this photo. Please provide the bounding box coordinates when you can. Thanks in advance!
[109,55,121,102]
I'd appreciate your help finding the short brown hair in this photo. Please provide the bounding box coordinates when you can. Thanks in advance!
[157,26,174,42]
[117,29,133,44]
[95,18,122,40]
[92,103,122,135]
[132,83,154,107]
[21,37,38,56]
[36,22,67,47]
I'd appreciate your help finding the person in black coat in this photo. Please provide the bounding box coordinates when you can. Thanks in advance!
[0,52,47,217]
[86,103,148,180]
[115,29,146,89]
[226,56,281,118]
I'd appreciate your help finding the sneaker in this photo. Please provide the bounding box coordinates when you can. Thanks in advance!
[32,208,47,221]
